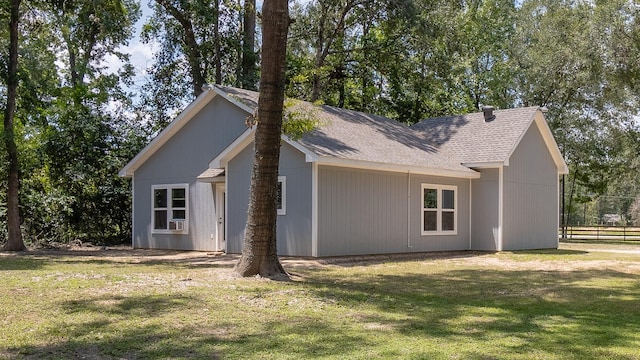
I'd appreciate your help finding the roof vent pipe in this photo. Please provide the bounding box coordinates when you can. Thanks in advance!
[482,106,496,122]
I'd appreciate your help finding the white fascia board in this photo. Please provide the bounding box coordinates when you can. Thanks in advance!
[464,161,505,169]
[282,136,319,162]
[119,89,219,178]
[209,131,319,169]
[533,112,569,175]
[315,156,481,179]
[208,127,255,168]
[209,85,256,114]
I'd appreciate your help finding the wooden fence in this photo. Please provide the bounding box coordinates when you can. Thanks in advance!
[559,226,640,242]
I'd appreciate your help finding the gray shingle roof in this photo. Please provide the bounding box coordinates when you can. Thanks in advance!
[214,85,260,110]
[214,86,543,174]
[297,105,475,174]
[411,107,540,165]
[215,86,475,175]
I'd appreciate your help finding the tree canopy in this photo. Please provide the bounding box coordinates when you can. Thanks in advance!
[1,0,640,249]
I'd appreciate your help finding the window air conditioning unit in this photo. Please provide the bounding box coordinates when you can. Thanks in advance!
[169,220,185,231]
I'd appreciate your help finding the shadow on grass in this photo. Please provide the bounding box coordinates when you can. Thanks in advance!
[312,250,492,268]
[302,268,640,359]
[0,254,50,270]
[4,250,640,359]
[6,292,379,360]
[0,249,494,272]
[0,249,239,270]
[10,293,225,360]
[6,267,640,359]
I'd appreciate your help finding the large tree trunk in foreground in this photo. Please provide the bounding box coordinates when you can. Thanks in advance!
[3,0,26,251]
[234,0,290,278]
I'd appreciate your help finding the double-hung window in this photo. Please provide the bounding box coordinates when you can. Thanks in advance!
[421,184,457,235]
[152,184,189,233]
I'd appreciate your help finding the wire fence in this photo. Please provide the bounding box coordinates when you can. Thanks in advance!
[559,226,640,242]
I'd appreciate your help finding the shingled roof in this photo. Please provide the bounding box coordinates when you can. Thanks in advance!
[214,86,571,175]
[410,107,541,166]
[123,85,565,179]
[299,105,479,174]
[214,86,477,177]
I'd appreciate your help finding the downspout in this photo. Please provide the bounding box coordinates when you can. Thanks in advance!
[561,174,566,239]
[224,163,230,252]
[311,163,318,256]
[131,173,135,248]
[407,170,412,248]
[498,166,504,251]
[215,183,221,252]
[469,177,472,250]
[558,173,562,247]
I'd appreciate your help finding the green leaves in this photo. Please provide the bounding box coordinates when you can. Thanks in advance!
[0,0,145,247]
[281,98,323,140]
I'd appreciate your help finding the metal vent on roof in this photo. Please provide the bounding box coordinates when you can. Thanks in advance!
[482,106,496,122]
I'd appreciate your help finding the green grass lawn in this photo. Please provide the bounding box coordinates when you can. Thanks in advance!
[1,243,640,359]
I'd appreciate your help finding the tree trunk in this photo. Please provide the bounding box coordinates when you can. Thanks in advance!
[156,0,205,97]
[241,0,257,90]
[234,0,289,279]
[213,0,222,85]
[310,6,326,103]
[310,1,354,103]
[3,0,26,251]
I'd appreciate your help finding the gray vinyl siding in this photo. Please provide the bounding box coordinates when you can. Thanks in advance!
[470,168,500,251]
[277,143,313,256]
[132,96,248,251]
[502,123,559,250]
[225,144,252,254]
[226,142,313,256]
[317,167,470,256]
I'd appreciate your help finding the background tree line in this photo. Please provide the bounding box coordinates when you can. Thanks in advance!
[2,0,640,249]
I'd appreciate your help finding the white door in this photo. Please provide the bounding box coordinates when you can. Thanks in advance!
[215,183,226,251]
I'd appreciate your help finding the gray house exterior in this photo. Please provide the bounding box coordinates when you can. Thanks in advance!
[120,86,568,256]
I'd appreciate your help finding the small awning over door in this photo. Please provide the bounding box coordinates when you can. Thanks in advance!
[197,168,225,183]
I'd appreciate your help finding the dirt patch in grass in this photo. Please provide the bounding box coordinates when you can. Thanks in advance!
[3,242,638,274]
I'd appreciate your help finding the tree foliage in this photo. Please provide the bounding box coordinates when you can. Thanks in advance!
[138,0,260,125]
[285,0,640,221]
[1,0,144,247]
[2,0,640,248]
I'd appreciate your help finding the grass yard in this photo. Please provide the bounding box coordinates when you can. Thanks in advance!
[1,243,640,359]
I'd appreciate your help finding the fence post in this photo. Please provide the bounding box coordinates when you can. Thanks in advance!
[597,226,600,241]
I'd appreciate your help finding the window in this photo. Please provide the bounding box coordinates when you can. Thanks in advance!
[152,184,189,233]
[277,176,286,215]
[421,184,457,235]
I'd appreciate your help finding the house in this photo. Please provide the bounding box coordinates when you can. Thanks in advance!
[602,214,623,226]
[119,85,568,256]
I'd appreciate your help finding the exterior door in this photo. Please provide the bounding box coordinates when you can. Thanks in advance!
[215,183,226,251]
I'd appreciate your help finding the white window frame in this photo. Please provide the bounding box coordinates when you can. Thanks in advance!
[151,183,189,234]
[277,176,286,216]
[421,183,457,236]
